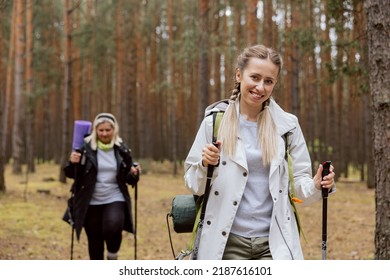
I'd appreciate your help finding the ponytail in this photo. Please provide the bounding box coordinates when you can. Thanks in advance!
[257,99,277,166]
[218,84,240,158]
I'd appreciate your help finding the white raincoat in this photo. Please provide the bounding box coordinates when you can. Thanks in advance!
[184,98,326,260]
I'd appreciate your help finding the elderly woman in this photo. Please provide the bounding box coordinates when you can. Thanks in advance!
[64,113,141,260]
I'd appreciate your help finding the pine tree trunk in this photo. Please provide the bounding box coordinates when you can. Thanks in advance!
[290,0,300,118]
[136,0,145,159]
[366,0,390,259]
[197,0,209,124]
[246,0,258,46]
[210,0,221,103]
[59,0,72,183]
[262,0,273,47]
[2,2,16,164]
[167,0,177,175]
[72,7,81,121]
[26,0,35,173]
[115,0,124,127]
[12,0,25,174]
[0,4,5,192]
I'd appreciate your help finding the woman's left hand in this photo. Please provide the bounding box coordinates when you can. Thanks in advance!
[131,164,141,176]
[313,163,335,191]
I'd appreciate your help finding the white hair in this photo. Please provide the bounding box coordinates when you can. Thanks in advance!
[84,113,122,150]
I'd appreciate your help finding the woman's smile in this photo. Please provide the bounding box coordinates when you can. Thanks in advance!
[236,57,278,118]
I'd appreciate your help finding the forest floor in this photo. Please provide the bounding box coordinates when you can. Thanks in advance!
[0,161,375,260]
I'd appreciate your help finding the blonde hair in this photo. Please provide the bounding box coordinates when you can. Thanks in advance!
[218,45,282,166]
[84,113,122,150]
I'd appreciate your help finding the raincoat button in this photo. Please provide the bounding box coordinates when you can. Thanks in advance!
[233,201,237,206]
[279,190,282,193]
[243,172,247,177]
[222,161,226,165]
[214,191,219,196]
[207,220,211,225]
[222,231,227,236]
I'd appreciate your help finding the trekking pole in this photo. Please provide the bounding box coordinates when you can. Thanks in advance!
[67,185,76,260]
[132,162,139,260]
[70,223,74,260]
[321,161,331,260]
[134,181,138,260]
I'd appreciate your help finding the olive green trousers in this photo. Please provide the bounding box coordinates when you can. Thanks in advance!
[222,232,272,260]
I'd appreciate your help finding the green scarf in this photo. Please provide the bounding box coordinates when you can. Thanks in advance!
[97,140,113,151]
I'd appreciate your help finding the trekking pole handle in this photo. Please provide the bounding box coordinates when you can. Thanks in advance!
[212,141,221,167]
[321,161,331,198]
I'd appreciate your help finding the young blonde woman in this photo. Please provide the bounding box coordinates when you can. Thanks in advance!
[184,44,335,260]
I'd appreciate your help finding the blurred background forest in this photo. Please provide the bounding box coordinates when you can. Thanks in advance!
[0,0,372,183]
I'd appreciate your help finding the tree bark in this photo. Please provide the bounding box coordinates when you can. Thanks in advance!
[0,4,5,192]
[72,7,81,121]
[246,0,258,46]
[167,0,177,175]
[290,0,300,118]
[262,0,274,47]
[115,0,124,126]
[2,2,16,165]
[136,0,145,159]
[197,0,209,124]
[210,0,221,103]
[59,0,72,183]
[12,0,25,174]
[26,0,35,173]
[365,0,390,259]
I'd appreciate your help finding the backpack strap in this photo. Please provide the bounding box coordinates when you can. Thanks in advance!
[284,133,306,241]
[200,111,223,218]
[188,111,224,252]
[204,99,229,116]
[213,111,223,143]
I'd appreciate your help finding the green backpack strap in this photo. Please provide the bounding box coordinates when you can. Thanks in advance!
[284,133,306,241]
[187,111,224,251]
[213,112,223,143]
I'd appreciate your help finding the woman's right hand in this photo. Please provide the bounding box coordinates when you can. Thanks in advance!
[69,151,82,164]
[202,140,221,167]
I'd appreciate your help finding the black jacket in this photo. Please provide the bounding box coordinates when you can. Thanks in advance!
[63,142,139,240]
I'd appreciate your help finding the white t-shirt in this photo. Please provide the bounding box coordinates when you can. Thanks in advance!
[90,149,125,205]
